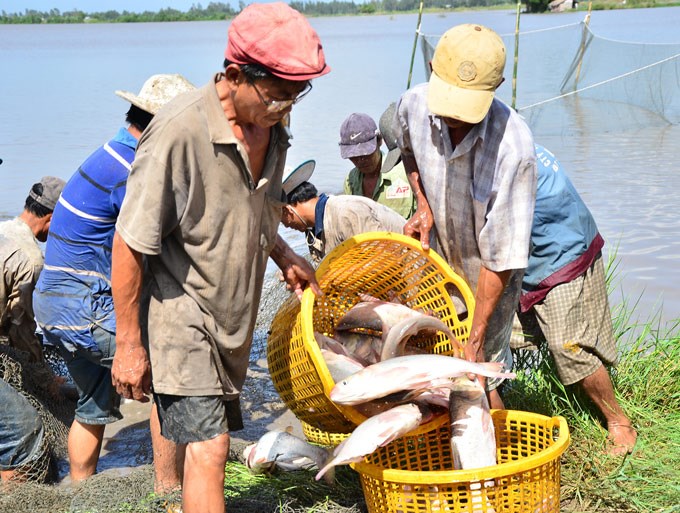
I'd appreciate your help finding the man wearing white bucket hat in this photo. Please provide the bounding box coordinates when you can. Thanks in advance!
[33,74,195,490]
[281,160,407,262]
[395,24,537,409]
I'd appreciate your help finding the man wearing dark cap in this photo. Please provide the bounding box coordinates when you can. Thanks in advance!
[395,24,537,409]
[109,4,327,512]
[33,74,194,489]
[340,108,415,220]
[0,176,65,363]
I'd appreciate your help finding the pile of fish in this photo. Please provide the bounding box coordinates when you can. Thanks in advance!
[246,294,515,498]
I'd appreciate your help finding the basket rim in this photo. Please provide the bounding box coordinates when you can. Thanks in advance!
[350,410,571,484]
[300,231,477,432]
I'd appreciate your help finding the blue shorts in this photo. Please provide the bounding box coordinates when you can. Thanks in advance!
[45,325,122,425]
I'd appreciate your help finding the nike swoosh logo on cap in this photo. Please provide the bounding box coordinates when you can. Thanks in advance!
[349,133,362,141]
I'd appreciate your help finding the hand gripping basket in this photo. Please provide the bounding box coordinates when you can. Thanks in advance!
[352,409,570,513]
[267,232,475,446]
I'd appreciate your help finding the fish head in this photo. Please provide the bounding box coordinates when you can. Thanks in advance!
[448,376,486,398]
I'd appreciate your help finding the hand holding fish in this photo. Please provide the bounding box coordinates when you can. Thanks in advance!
[271,234,322,300]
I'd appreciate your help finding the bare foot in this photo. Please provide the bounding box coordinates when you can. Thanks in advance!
[607,422,637,456]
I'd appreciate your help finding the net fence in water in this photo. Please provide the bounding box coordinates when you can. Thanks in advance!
[420,19,680,136]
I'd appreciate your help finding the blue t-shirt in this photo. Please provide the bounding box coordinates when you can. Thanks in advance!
[34,128,136,351]
[520,145,603,311]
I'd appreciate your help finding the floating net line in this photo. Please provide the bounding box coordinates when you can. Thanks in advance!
[420,19,680,136]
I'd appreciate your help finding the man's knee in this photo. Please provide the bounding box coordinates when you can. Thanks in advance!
[185,434,230,469]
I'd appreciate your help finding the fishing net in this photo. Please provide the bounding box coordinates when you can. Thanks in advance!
[0,342,75,485]
[420,18,680,136]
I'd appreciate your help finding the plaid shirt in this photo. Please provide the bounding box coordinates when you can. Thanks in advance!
[396,84,536,287]
[396,84,537,365]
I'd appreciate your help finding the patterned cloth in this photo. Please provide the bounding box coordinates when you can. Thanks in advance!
[511,254,617,385]
[396,84,537,389]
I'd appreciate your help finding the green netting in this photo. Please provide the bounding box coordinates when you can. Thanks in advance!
[420,19,680,136]
[0,343,75,484]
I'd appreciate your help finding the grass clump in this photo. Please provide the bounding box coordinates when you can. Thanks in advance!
[506,309,680,513]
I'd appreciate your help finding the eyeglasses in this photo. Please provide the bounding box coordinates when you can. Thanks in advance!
[250,81,313,112]
[286,205,309,229]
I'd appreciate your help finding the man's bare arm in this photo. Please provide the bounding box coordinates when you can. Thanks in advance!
[270,234,322,300]
[466,266,512,363]
[402,154,434,251]
[111,232,151,402]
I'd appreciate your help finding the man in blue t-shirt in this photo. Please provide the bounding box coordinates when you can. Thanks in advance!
[33,74,195,488]
[512,144,636,456]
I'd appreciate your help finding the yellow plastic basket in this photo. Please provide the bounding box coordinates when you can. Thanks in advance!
[267,232,475,445]
[352,409,570,513]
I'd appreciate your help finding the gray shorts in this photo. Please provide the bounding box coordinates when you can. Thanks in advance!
[511,255,617,385]
[154,393,244,445]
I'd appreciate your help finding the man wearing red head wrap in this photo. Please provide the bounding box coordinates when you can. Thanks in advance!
[110,4,328,512]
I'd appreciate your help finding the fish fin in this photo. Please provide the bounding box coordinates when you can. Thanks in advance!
[478,361,516,380]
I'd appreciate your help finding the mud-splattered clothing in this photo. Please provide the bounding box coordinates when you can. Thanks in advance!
[0,218,44,362]
[116,74,289,399]
[343,157,416,219]
[396,85,537,389]
[307,194,407,261]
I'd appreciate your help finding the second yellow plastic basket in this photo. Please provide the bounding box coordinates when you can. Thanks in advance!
[267,232,476,445]
[352,409,570,513]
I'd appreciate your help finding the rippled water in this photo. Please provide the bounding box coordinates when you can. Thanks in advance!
[1,7,678,328]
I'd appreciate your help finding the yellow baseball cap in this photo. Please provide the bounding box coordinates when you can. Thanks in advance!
[428,24,506,124]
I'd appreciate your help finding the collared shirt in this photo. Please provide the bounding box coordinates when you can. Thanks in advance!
[307,194,407,262]
[520,145,604,312]
[33,127,136,353]
[343,155,416,219]
[396,84,536,354]
[116,74,289,398]
[0,218,44,362]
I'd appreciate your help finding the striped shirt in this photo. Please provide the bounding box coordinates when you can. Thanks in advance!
[33,128,136,352]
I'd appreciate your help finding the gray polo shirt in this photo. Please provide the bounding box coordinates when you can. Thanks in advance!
[116,74,289,398]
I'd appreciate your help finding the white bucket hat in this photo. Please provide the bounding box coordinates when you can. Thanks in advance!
[115,74,195,115]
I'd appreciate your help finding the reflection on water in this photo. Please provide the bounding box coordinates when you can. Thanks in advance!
[1,8,678,328]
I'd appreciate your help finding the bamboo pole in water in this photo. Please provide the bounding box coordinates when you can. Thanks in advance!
[574,1,593,87]
[511,0,521,110]
[407,0,425,90]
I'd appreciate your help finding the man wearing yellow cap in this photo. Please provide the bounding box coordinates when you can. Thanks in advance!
[110,4,328,512]
[395,24,537,409]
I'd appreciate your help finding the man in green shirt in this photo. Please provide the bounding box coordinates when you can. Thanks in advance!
[340,109,415,219]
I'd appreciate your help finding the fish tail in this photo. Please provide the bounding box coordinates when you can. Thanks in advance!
[314,455,337,482]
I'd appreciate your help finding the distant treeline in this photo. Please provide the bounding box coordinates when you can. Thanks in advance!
[0,0,512,24]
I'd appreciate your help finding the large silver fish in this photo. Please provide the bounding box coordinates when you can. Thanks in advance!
[329,354,516,406]
[243,429,334,483]
[448,377,497,469]
[449,376,497,513]
[320,348,365,384]
[334,299,430,335]
[315,403,429,481]
[379,315,462,361]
